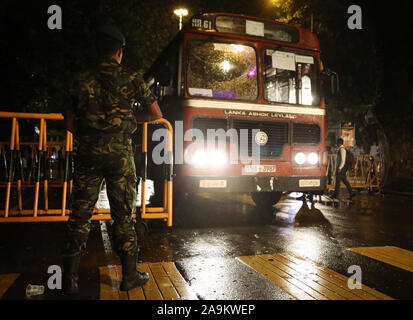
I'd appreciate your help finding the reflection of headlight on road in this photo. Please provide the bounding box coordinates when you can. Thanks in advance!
[307,152,319,165]
[294,152,306,165]
[185,147,227,167]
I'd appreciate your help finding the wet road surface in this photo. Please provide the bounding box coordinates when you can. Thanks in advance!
[1,190,413,300]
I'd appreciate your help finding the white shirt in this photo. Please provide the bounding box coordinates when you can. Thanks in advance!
[338,145,346,170]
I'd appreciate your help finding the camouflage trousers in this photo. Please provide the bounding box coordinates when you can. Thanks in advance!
[63,135,139,257]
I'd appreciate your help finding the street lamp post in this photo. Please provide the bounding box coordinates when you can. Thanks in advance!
[174,8,188,31]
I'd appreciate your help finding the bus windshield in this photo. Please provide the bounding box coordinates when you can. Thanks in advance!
[263,49,321,106]
[187,39,258,101]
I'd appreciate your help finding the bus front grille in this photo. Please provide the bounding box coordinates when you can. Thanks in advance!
[192,117,289,159]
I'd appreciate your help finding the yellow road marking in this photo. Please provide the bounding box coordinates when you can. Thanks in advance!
[162,262,197,300]
[275,253,361,300]
[238,253,393,300]
[99,265,121,300]
[148,262,180,300]
[282,252,390,300]
[140,263,164,300]
[99,262,196,300]
[349,246,413,272]
[0,273,19,299]
[237,255,315,300]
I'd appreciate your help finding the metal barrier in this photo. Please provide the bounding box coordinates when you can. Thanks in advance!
[327,153,381,192]
[0,111,173,226]
[140,119,173,227]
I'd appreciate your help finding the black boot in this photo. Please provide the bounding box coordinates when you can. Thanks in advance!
[119,254,149,291]
[62,255,80,295]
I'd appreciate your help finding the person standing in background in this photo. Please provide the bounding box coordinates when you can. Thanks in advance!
[332,138,355,200]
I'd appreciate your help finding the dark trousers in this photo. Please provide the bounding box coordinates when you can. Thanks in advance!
[63,141,139,257]
[333,167,352,197]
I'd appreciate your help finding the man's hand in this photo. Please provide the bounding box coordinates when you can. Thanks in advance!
[135,101,163,123]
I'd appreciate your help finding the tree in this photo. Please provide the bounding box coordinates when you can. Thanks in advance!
[1,0,183,113]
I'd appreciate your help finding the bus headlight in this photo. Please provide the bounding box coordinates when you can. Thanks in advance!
[307,152,319,165]
[294,152,306,165]
[210,151,227,166]
[185,147,227,167]
[192,149,208,166]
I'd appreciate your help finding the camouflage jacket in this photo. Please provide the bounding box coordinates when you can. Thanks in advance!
[68,57,156,137]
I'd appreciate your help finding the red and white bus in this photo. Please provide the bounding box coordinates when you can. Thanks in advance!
[145,12,329,209]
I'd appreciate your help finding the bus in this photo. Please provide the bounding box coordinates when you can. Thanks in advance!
[144,12,330,213]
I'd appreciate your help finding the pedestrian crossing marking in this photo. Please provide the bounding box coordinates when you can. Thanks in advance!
[0,273,19,299]
[99,264,124,300]
[237,253,393,300]
[99,262,197,300]
[349,246,413,272]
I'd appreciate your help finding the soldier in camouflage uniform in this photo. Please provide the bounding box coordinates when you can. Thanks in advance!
[62,26,162,294]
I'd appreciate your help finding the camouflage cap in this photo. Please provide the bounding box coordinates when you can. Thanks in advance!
[97,25,126,46]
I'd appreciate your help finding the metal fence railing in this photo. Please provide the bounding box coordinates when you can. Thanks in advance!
[140,119,173,227]
[0,111,173,226]
[327,153,381,192]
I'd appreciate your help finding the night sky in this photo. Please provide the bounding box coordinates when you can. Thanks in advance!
[1,1,410,108]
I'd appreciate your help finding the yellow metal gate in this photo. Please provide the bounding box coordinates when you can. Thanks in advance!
[0,111,173,226]
[327,154,381,192]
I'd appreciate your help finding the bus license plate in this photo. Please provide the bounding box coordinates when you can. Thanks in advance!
[299,179,320,187]
[200,180,227,188]
[244,165,276,173]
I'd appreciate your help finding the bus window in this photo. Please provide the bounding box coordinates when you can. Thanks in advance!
[215,15,299,43]
[187,40,258,101]
[145,41,180,99]
[263,49,320,106]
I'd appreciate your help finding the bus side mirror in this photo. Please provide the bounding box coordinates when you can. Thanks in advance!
[321,70,340,98]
